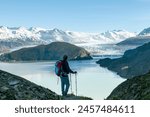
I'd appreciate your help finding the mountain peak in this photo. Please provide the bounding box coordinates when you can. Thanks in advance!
[100,30,136,41]
[29,27,46,32]
[138,27,150,36]
[52,28,63,33]
[0,26,8,30]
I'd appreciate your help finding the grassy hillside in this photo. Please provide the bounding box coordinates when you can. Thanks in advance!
[0,42,92,61]
[107,71,150,100]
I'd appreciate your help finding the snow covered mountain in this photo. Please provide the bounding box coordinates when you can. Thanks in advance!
[0,26,136,43]
[0,26,136,54]
[114,27,150,56]
[101,30,136,42]
[138,27,150,36]
[117,27,150,47]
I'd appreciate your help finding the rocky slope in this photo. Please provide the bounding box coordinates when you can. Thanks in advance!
[0,70,92,100]
[0,70,60,100]
[107,71,150,100]
[97,42,150,78]
[0,42,92,61]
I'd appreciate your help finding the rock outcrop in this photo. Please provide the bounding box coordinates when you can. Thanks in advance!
[107,72,150,100]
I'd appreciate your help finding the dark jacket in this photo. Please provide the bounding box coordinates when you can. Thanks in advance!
[62,60,74,75]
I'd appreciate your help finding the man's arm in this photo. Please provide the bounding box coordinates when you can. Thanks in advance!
[66,62,77,74]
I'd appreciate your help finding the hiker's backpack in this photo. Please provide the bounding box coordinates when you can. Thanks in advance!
[55,60,63,76]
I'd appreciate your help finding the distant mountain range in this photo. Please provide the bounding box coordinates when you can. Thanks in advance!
[2,26,150,55]
[118,27,150,46]
[0,42,92,61]
[0,26,135,44]
[97,42,150,78]
[117,36,150,46]
[0,26,136,53]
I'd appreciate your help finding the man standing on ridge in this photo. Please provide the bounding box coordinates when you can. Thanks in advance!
[60,55,77,96]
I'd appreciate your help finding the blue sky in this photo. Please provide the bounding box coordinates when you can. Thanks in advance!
[0,0,150,32]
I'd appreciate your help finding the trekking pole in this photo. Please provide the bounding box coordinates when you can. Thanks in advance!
[70,73,73,94]
[75,73,77,96]
[57,77,59,85]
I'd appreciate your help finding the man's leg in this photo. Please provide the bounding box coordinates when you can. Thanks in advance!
[60,77,65,96]
[64,76,70,96]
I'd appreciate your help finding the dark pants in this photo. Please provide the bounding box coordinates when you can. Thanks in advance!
[60,75,70,96]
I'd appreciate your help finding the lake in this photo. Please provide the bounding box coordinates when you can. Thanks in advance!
[0,57,125,100]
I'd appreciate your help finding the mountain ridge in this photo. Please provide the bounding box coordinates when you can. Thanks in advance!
[117,27,150,46]
[138,27,150,36]
[0,26,136,52]
[0,26,136,42]
[0,42,92,61]
[97,42,150,78]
